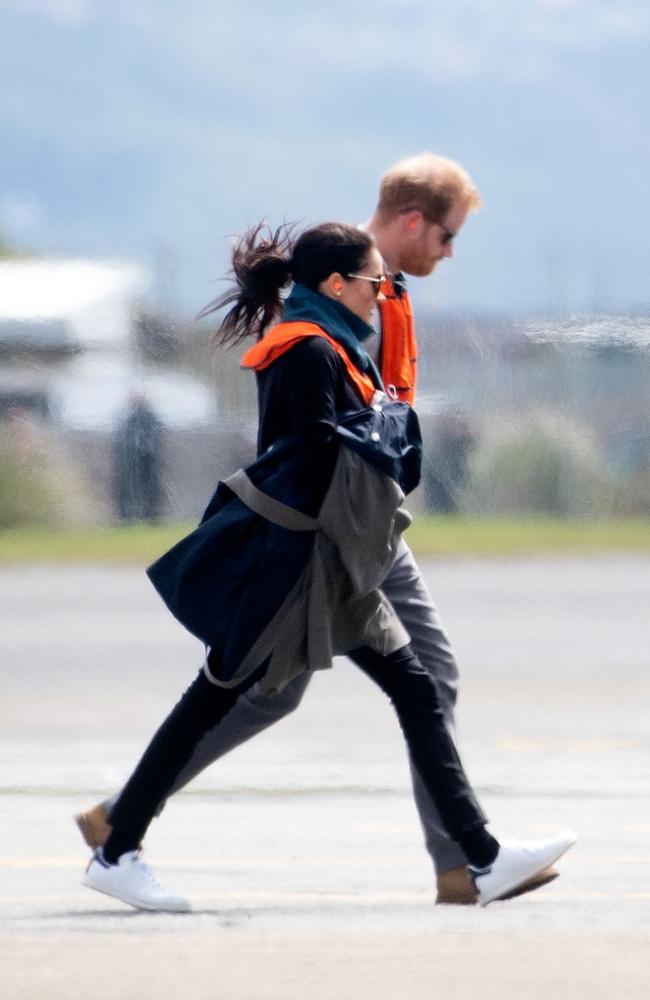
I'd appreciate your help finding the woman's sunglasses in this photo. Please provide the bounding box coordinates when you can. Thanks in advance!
[346,273,385,297]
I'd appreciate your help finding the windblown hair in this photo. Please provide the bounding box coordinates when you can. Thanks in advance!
[200,221,373,345]
[377,153,482,224]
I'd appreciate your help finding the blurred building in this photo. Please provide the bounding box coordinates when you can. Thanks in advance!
[3,263,648,522]
[0,258,215,428]
[0,258,244,521]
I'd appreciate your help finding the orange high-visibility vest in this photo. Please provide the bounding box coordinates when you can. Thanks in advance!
[378,277,417,405]
[241,322,377,406]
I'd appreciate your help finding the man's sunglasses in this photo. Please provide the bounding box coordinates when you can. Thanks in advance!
[436,223,457,246]
[400,208,458,245]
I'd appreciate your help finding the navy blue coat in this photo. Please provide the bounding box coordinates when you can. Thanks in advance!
[146,401,421,683]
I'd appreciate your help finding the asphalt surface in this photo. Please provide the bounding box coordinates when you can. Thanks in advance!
[1,556,649,999]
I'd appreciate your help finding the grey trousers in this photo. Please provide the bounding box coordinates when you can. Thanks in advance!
[105,539,468,875]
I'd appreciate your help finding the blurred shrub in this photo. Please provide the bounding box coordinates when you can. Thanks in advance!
[0,422,105,529]
[464,412,617,517]
[0,432,58,527]
[615,468,650,516]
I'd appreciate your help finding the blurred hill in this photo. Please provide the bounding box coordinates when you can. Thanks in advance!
[1,1,648,314]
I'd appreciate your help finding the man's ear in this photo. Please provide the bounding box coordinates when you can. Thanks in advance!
[401,209,422,233]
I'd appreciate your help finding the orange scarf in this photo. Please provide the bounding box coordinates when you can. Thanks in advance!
[241,322,377,405]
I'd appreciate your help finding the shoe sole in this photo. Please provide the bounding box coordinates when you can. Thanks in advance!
[82,874,191,913]
[435,888,477,905]
[437,866,559,905]
[496,866,559,901]
[478,833,577,907]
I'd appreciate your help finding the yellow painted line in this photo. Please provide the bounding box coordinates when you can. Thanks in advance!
[0,856,430,870]
[170,890,650,903]
[497,736,644,753]
[3,855,649,871]
[0,858,86,869]
[0,895,419,907]
[3,891,650,907]
[1,894,86,903]
[524,891,650,899]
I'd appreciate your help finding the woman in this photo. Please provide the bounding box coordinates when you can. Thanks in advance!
[83,221,576,911]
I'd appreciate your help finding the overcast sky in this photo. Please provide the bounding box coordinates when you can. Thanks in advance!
[1,0,649,314]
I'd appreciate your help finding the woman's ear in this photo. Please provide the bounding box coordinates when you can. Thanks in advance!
[321,272,344,298]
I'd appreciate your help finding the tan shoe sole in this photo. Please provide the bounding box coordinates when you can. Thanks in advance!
[436,865,559,905]
[495,865,559,901]
[74,804,112,849]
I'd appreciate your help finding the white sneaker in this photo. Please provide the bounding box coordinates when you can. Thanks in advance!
[82,850,191,912]
[473,830,578,907]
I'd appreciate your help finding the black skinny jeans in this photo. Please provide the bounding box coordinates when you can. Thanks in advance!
[105,645,494,867]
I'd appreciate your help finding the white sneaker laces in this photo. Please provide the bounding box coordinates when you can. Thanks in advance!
[131,854,166,892]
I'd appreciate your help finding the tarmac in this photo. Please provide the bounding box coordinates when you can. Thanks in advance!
[1,555,649,999]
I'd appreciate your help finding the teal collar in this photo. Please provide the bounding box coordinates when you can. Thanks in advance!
[283,283,376,374]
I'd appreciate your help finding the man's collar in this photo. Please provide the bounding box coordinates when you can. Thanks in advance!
[384,270,407,299]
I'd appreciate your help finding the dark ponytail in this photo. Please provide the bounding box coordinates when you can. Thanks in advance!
[200,222,295,345]
[201,220,373,345]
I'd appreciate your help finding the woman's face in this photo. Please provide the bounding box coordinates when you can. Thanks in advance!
[325,246,385,325]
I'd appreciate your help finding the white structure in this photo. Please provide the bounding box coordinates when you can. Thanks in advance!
[0,258,145,352]
[0,258,217,429]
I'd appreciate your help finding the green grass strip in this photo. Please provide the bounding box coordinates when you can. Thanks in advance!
[406,515,650,557]
[0,523,193,565]
[1,516,649,565]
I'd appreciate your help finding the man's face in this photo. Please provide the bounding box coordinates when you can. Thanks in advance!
[398,200,469,278]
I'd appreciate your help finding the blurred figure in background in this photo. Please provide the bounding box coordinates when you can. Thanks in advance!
[113,391,164,522]
[425,408,475,513]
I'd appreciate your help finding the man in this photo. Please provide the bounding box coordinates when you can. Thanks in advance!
[77,153,555,905]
